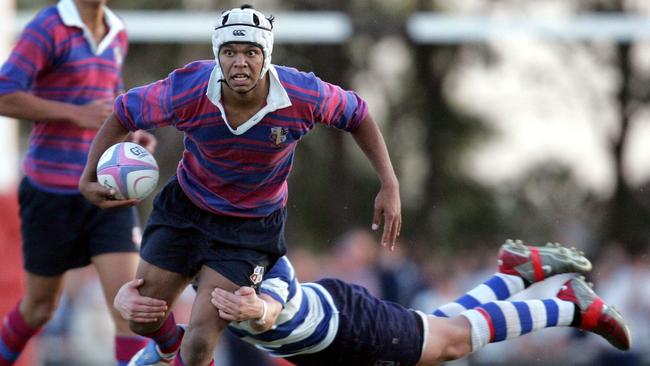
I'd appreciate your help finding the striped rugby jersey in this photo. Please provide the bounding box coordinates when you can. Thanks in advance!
[115,61,368,217]
[0,0,127,193]
[228,256,340,357]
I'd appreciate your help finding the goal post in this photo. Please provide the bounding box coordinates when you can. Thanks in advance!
[0,0,19,194]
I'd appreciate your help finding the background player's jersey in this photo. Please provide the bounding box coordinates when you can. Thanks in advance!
[227,256,340,357]
[115,61,368,217]
[0,0,127,193]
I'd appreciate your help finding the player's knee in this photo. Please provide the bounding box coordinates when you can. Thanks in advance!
[421,340,468,365]
[438,323,472,362]
[421,317,472,364]
[441,342,470,362]
[419,342,446,365]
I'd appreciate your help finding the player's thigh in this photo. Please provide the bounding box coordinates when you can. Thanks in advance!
[92,251,139,305]
[135,258,191,306]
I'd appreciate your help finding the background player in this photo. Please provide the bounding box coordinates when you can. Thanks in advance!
[79,5,400,366]
[0,1,155,365]
[117,240,631,366]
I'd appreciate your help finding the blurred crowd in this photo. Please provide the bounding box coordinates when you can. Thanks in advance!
[30,229,650,366]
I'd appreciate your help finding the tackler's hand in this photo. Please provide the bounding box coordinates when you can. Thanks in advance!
[113,279,168,323]
[211,286,265,322]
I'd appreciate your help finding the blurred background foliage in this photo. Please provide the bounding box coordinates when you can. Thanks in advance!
[14,0,650,263]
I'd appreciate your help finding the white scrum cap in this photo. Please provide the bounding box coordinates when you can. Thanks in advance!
[212,5,274,79]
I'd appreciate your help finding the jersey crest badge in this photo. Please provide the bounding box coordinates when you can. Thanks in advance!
[270,127,288,146]
[250,265,265,287]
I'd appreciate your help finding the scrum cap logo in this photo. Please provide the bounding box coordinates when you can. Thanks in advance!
[233,29,246,36]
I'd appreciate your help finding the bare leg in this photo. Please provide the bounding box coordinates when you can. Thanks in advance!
[21,272,65,327]
[417,316,472,366]
[128,259,191,335]
[0,272,65,365]
[92,252,139,335]
[180,266,239,366]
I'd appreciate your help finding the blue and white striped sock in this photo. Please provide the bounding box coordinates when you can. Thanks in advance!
[461,298,575,352]
[433,273,525,318]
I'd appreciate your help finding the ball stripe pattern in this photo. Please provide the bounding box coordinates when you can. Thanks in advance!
[97,142,159,200]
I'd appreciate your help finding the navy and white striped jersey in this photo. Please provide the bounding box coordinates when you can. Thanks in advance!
[227,256,340,357]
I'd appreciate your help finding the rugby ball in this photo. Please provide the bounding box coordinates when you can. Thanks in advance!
[96,142,159,200]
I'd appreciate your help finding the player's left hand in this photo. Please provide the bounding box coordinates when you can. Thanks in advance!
[372,183,401,251]
[129,130,158,153]
[211,286,264,322]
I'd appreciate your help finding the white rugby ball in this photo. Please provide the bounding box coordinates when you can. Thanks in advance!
[96,142,159,200]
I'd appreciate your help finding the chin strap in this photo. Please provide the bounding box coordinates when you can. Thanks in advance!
[217,69,263,95]
[216,44,266,95]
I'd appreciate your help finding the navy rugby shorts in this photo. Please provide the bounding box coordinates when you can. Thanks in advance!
[139,176,287,286]
[285,278,424,366]
[19,177,139,276]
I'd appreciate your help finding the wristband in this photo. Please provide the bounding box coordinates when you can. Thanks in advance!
[254,299,267,326]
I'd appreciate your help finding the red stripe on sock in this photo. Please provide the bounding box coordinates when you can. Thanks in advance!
[530,247,544,282]
[1,302,39,357]
[6,303,38,340]
[144,314,183,354]
[1,319,23,353]
[581,297,604,330]
[145,313,177,339]
[476,307,495,342]
[115,335,148,362]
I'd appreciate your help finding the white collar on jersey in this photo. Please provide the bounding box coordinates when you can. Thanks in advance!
[206,64,292,136]
[57,0,125,55]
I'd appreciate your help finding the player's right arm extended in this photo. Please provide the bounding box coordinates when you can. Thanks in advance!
[0,92,112,129]
[79,113,137,208]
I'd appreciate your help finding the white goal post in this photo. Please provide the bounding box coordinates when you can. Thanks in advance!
[0,0,18,194]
